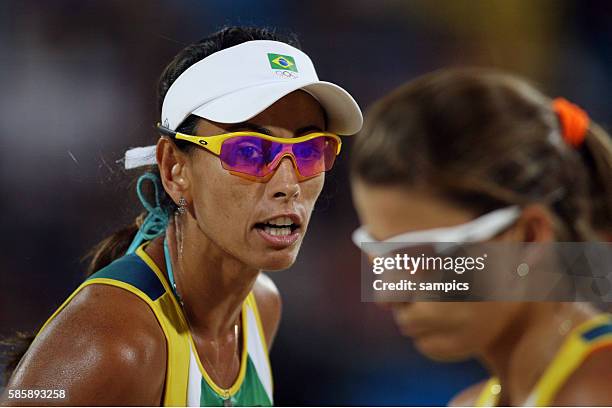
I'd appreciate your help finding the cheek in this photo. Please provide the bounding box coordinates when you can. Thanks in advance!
[410,305,480,360]
[189,154,260,235]
[301,174,325,212]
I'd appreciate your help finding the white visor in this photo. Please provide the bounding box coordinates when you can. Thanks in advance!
[124,40,363,169]
[162,40,362,134]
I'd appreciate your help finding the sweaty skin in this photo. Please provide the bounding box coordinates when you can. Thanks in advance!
[1,90,327,406]
[351,179,612,406]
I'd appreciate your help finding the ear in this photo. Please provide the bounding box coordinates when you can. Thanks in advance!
[156,137,191,206]
[500,204,556,242]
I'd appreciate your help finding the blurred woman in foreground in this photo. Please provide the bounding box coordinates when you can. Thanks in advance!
[350,68,612,406]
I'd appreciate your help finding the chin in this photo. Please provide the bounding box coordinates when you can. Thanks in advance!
[413,335,473,363]
[257,249,299,271]
[263,255,298,271]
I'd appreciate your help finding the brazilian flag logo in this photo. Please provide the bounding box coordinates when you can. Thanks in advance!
[268,53,298,72]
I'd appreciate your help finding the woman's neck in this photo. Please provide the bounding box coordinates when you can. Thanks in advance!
[479,302,597,405]
[148,216,260,339]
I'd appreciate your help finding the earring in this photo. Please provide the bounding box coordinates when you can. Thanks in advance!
[178,197,186,215]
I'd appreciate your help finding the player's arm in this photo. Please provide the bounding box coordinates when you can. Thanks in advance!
[0,284,167,406]
[252,273,282,350]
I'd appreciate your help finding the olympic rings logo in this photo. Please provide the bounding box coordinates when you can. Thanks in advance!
[273,70,299,79]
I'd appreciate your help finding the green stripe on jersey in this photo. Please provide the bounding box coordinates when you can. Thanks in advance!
[199,356,271,407]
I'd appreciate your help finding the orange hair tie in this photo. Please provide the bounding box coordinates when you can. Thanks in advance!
[552,97,590,148]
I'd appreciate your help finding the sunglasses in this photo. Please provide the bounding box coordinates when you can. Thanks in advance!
[352,206,521,257]
[157,124,341,181]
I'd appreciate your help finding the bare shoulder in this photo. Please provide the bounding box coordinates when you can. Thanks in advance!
[1,283,167,406]
[448,379,488,407]
[251,273,282,349]
[552,345,612,406]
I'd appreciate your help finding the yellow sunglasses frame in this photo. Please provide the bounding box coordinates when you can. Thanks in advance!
[157,123,342,156]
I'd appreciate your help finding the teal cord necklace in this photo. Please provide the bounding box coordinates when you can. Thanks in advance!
[164,235,184,306]
[126,172,183,306]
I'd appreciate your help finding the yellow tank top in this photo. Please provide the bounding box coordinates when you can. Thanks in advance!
[475,313,612,406]
[34,243,273,406]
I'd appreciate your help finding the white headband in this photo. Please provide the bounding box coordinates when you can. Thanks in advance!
[352,206,522,256]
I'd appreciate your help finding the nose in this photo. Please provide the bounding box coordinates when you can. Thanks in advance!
[267,156,300,200]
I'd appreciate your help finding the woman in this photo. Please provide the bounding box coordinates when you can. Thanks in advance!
[350,68,612,406]
[1,26,362,406]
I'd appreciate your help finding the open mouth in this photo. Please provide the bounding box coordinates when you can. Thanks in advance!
[254,216,301,237]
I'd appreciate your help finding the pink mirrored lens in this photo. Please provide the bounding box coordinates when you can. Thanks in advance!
[219,136,338,178]
[289,136,338,177]
[219,136,271,177]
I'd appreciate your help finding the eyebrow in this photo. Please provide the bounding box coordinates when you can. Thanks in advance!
[225,122,273,135]
[224,122,324,137]
[294,125,324,136]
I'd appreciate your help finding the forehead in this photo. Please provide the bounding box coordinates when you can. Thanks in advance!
[198,90,326,135]
[250,90,326,127]
[352,180,478,240]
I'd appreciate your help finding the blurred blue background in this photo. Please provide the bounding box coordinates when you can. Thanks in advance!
[0,0,610,405]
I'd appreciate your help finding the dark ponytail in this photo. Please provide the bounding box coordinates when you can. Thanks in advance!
[579,123,612,235]
[3,25,300,384]
[83,213,146,276]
